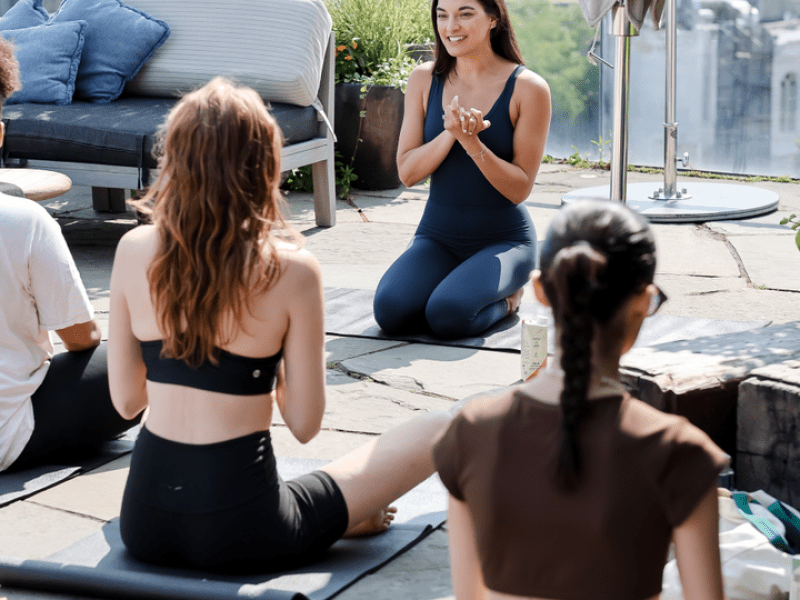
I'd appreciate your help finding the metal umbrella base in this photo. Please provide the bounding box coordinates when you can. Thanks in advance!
[561,181,779,223]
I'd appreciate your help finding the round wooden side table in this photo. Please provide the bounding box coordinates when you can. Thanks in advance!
[0,168,72,201]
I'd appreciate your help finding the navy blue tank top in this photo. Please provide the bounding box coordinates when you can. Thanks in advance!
[417,65,535,251]
[140,339,281,396]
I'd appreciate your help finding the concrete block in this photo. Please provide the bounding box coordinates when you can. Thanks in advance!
[621,321,800,455]
[737,374,800,506]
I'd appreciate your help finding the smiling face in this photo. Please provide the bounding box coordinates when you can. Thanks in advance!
[435,0,497,58]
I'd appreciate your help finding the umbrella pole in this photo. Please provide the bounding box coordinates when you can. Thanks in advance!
[609,2,637,202]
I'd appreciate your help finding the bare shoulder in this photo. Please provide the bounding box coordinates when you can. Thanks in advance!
[274,245,322,288]
[407,61,435,91]
[515,68,551,101]
[116,224,158,260]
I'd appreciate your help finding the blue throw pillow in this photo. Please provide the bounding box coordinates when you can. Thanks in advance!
[0,0,49,30]
[50,0,169,103]
[2,21,86,105]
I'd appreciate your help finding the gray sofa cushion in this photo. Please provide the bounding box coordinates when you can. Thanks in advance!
[3,97,319,170]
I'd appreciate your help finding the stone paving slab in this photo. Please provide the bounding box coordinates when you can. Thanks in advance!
[650,225,742,278]
[727,234,800,292]
[706,211,798,236]
[340,344,520,399]
[270,427,376,460]
[352,191,428,226]
[652,275,800,324]
[335,529,453,600]
[297,222,418,265]
[24,458,130,524]
[324,336,408,363]
[8,168,799,600]
[0,502,103,561]
[272,371,453,434]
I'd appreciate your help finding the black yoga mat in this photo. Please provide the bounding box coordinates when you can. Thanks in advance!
[0,457,448,600]
[324,287,771,352]
[0,426,139,507]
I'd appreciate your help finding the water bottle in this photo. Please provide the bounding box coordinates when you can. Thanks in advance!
[717,454,734,490]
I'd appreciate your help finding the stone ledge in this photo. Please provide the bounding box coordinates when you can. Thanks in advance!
[620,321,800,456]
[736,373,800,506]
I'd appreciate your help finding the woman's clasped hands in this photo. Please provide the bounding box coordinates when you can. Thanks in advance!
[445,95,491,141]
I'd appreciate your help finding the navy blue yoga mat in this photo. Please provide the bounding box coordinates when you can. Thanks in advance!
[323,287,770,352]
[0,457,448,600]
[0,426,139,507]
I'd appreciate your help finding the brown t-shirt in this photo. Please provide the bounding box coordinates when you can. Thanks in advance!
[433,388,728,600]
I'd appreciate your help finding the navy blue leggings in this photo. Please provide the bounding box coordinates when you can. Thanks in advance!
[373,236,536,339]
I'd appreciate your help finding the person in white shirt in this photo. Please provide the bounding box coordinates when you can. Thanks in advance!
[0,38,137,472]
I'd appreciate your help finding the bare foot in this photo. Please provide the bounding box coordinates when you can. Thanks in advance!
[343,506,398,537]
[505,287,524,316]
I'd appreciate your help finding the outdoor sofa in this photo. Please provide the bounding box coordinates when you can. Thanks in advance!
[0,0,337,227]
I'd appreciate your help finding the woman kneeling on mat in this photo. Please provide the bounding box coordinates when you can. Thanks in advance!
[109,77,451,573]
[433,200,728,600]
[372,0,551,339]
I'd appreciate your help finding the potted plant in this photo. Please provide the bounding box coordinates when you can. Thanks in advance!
[326,0,431,190]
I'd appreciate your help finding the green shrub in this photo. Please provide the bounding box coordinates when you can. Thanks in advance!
[327,0,430,85]
[780,213,800,251]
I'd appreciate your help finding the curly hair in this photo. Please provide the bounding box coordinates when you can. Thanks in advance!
[538,201,656,491]
[131,77,302,368]
[0,37,21,112]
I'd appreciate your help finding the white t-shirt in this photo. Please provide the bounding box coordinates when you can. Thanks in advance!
[0,194,94,471]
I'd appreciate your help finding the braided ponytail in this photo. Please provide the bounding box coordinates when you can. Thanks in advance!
[548,245,607,491]
[538,201,657,492]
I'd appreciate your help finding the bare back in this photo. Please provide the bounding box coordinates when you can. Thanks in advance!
[108,224,326,445]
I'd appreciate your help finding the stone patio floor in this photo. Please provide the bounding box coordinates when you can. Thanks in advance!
[1,163,799,600]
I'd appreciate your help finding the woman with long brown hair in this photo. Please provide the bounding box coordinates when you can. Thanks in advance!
[433,200,728,600]
[373,0,551,339]
[108,77,450,572]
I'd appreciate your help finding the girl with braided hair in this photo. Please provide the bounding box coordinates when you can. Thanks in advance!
[433,200,728,600]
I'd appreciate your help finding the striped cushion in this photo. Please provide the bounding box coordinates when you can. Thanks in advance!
[124,0,331,107]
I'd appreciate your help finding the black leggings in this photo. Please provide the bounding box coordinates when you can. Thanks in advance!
[11,342,139,469]
[120,427,349,574]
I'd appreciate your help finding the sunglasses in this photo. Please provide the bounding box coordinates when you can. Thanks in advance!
[648,285,668,317]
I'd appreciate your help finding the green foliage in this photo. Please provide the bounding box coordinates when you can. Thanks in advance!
[350,56,420,93]
[283,151,359,199]
[508,0,598,124]
[327,0,430,85]
[590,133,611,165]
[779,213,800,252]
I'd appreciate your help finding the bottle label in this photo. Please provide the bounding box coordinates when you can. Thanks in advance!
[521,320,548,381]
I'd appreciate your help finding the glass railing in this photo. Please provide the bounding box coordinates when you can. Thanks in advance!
[510,0,800,178]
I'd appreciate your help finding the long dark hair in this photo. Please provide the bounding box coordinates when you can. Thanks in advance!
[431,0,524,80]
[538,201,656,491]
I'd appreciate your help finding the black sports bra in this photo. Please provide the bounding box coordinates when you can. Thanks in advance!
[139,340,282,396]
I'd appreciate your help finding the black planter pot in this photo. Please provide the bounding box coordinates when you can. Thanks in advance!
[334,82,404,190]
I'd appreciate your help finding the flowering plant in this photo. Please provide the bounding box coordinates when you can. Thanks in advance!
[334,37,366,83]
[326,0,430,89]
